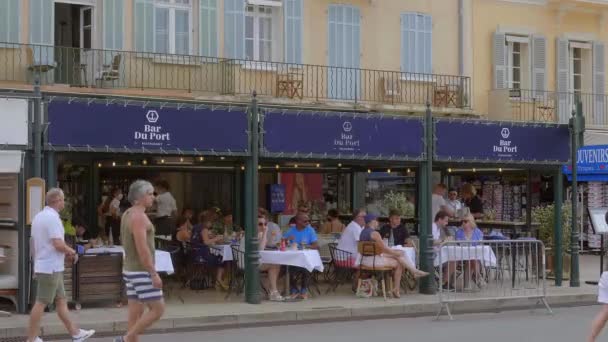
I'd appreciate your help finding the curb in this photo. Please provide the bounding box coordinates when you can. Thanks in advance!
[1,293,598,341]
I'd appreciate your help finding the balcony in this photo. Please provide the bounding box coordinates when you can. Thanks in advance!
[489,88,608,127]
[0,43,471,113]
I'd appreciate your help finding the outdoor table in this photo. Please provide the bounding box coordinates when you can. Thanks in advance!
[209,244,235,261]
[86,246,174,274]
[433,245,497,267]
[260,249,324,294]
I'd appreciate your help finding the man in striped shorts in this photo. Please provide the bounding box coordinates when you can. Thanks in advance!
[115,180,165,342]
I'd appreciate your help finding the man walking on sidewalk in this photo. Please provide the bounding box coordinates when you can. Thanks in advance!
[115,180,165,342]
[28,188,95,342]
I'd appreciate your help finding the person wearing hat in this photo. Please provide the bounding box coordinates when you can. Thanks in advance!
[359,213,428,298]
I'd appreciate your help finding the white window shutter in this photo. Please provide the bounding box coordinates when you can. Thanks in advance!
[284,0,303,64]
[200,0,218,57]
[401,13,416,73]
[134,0,154,52]
[556,37,570,123]
[224,0,245,59]
[531,35,546,97]
[0,0,19,44]
[593,41,605,126]
[103,0,124,50]
[493,31,507,89]
[29,0,54,65]
[423,14,432,74]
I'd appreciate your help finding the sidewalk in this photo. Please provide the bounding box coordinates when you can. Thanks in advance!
[1,254,603,340]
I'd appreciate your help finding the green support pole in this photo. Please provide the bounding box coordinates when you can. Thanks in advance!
[244,92,261,304]
[569,102,584,287]
[45,151,56,188]
[419,103,436,294]
[553,168,563,286]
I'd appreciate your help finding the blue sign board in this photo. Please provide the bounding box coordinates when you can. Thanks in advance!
[47,101,248,152]
[435,120,570,163]
[563,145,608,180]
[268,184,286,213]
[262,112,424,159]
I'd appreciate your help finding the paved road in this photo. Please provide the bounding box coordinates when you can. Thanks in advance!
[66,305,604,342]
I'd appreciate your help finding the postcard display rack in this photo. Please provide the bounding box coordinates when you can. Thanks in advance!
[583,182,608,251]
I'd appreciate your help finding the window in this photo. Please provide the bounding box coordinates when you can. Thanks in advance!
[245,5,274,61]
[134,0,191,54]
[401,13,432,74]
[155,0,191,54]
[571,47,582,96]
[504,36,531,92]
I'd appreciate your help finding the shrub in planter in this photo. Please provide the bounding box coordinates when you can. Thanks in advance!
[532,201,572,278]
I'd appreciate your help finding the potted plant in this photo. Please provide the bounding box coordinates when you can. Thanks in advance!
[532,201,572,279]
[383,191,414,218]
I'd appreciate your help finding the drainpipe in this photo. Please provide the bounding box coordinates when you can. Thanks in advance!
[458,0,464,77]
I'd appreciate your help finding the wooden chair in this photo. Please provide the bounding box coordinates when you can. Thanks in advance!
[276,66,304,99]
[357,241,393,300]
[75,252,123,308]
[96,54,122,88]
[381,77,402,102]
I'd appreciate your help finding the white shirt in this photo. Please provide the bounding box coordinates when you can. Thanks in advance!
[446,199,462,213]
[107,198,121,217]
[155,192,177,217]
[337,221,363,256]
[432,194,446,220]
[31,206,65,274]
[432,222,440,241]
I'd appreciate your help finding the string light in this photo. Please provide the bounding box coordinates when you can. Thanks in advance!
[127,161,132,166]
[387,168,392,173]
[473,168,477,173]
[180,157,184,162]
[220,156,225,160]
[499,168,503,172]
[160,159,165,164]
[316,163,320,168]
[112,161,116,167]
[199,156,204,161]
[241,165,245,171]
[258,165,262,170]
[367,169,371,173]
[338,163,342,167]
[294,164,299,168]
[448,168,452,173]
[407,168,411,173]
[143,160,148,165]
[275,164,280,170]
[97,163,102,168]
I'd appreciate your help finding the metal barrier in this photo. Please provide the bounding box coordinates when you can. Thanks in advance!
[435,239,552,320]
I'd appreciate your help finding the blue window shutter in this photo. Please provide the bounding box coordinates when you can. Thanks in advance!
[29,0,54,65]
[200,0,218,57]
[284,0,303,64]
[134,0,154,52]
[104,0,124,50]
[224,0,245,59]
[0,0,19,44]
[401,13,431,74]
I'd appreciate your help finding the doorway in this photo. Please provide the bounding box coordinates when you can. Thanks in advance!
[54,2,94,86]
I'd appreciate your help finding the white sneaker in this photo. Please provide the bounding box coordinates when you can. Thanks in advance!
[72,329,95,342]
[32,337,43,342]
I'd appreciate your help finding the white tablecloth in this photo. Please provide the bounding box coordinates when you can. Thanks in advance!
[354,246,416,266]
[433,245,497,267]
[259,250,324,272]
[209,244,234,261]
[85,246,175,274]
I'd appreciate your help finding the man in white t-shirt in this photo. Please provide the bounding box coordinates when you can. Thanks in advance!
[28,188,95,342]
[153,180,177,236]
[337,209,365,261]
[432,184,454,220]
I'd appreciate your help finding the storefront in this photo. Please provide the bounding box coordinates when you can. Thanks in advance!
[0,97,29,313]
[434,118,570,238]
[44,97,250,236]
[563,144,608,252]
[258,108,425,230]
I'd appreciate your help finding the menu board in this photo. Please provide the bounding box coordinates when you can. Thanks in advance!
[588,208,608,235]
